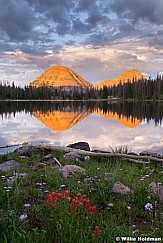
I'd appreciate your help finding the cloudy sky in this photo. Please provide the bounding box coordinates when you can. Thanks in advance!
[0,0,163,86]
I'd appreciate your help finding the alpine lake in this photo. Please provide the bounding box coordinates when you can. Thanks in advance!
[0,100,163,155]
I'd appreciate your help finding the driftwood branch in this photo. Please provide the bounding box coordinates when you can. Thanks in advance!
[53,157,62,167]
[36,144,163,163]
[0,143,28,149]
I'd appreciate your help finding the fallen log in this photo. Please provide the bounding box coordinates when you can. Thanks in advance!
[0,142,28,149]
[36,144,163,163]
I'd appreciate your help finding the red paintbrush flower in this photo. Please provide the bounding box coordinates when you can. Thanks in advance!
[93,226,100,238]
[47,192,58,206]
[63,190,70,198]
[47,197,53,206]
[51,192,56,197]
[89,206,97,215]
[83,199,91,208]
[57,193,63,199]
[75,193,81,202]
[70,198,78,214]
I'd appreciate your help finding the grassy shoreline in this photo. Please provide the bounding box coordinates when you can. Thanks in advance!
[0,149,162,242]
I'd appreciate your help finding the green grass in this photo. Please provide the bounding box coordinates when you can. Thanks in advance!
[0,151,162,242]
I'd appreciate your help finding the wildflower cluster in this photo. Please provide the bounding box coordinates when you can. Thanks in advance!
[70,194,97,215]
[47,190,70,206]
[47,190,97,215]
[82,199,97,214]
[47,190,100,238]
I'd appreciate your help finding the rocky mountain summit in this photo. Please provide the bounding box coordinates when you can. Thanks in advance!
[30,66,92,88]
[30,66,144,89]
[94,69,144,89]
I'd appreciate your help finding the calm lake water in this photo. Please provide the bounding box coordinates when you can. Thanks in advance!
[0,100,163,154]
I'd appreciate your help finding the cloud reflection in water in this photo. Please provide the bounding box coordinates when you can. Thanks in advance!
[0,101,163,154]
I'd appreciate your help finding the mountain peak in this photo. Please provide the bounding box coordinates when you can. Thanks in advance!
[30,65,92,88]
[94,69,144,89]
[30,66,144,89]
[118,69,144,81]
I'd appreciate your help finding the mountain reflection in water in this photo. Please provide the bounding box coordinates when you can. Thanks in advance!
[32,108,141,130]
[0,101,163,131]
[0,101,163,154]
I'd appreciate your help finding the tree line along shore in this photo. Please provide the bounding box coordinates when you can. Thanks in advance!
[0,74,163,100]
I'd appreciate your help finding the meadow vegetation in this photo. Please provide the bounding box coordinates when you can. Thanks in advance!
[0,150,162,242]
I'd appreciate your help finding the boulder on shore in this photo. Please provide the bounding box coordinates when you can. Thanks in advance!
[15,145,50,157]
[139,151,161,158]
[67,142,90,151]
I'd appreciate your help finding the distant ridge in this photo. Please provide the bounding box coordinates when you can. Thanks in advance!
[30,66,92,88]
[94,69,144,89]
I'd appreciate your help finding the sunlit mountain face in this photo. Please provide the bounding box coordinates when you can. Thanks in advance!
[30,65,144,90]
[94,69,145,89]
[30,66,92,88]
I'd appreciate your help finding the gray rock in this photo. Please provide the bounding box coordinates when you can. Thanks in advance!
[149,182,163,203]
[67,142,90,151]
[139,151,152,156]
[59,165,85,178]
[32,163,45,171]
[15,145,49,157]
[150,153,162,158]
[0,160,21,172]
[111,182,134,195]
[139,151,161,158]
[64,152,82,161]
